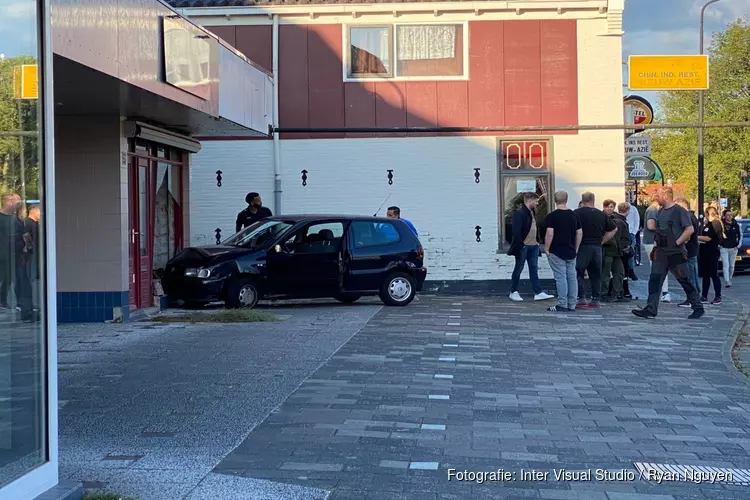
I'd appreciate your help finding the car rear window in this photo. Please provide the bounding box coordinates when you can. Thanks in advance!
[351,221,401,248]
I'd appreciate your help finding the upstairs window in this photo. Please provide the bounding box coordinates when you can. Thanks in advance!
[346,23,467,80]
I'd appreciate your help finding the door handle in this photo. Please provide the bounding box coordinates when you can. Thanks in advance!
[131,230,140,244]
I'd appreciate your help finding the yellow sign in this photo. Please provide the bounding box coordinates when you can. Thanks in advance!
[12,64,39,99]
[628,55,709,91]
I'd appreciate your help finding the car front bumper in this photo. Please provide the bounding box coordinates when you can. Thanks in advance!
[161,274,229,303]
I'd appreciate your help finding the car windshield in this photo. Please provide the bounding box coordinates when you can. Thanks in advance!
[223,220,295,249]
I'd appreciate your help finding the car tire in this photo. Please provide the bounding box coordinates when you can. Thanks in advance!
[379,272,416,307]
[334,294,362,304]
[225,278,261,309]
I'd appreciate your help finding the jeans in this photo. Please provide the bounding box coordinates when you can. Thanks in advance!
[627,233,637,269]
[720,247,739,283]
[602,254,625,297]
[28,259,40,310]
[511,245,541,295]
[576,244,603,301]
[14,257,33,313]
[548,254,577,309]
[687,256,699,294]
[644,249,703,316]
[644,244,669,293]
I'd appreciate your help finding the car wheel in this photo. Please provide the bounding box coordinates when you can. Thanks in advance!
[334,294,362,304]
[379,272,416,306]
[226,278,260,309]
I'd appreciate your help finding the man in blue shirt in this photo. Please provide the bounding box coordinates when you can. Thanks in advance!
[386,206,418,236]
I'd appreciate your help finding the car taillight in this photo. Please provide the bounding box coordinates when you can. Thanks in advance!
[417,246,424,261]
[746,248,750,256]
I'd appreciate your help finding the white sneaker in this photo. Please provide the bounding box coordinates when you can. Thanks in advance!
[660,293,672,303]
[509,291,523,302]
[534,292,555,301]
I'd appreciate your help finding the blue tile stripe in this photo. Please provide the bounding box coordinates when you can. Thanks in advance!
[57,291,129,323]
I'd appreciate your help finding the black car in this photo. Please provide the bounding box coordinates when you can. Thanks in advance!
[733,219,750,273]
[162,215,427,309]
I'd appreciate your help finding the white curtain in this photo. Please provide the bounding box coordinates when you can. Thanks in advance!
[397,25,456,61]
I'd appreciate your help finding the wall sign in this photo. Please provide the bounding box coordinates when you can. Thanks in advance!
[516,179,537,193]
[625,156,663,182]
[625,136,652,156]
[500,141,549,171]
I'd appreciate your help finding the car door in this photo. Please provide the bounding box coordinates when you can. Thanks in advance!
[344,220,403,292]
[267,221,346,297]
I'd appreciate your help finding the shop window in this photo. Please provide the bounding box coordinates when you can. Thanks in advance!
[152,162,183,271]
[497,140,553,249]
[346,23,466,80]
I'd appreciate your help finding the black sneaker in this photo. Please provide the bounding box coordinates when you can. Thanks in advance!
[624,293,633,299]
[616,296,631,302]
[547,305,567,312]
[567,307,576,312]
[688,309,705,320]
[632,308,656,319]
[700,297,709,304]
[678,300,691,308]
[712,297,722,305]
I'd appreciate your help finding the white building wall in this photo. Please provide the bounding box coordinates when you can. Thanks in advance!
[189,17,624,283]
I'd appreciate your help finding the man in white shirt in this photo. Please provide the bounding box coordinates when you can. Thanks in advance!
[626,203,641,280]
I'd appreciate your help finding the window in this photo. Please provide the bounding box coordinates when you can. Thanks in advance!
[282,222,345,254]
[351,221,401,248]
[497,140,553,248]
[346,23,466,80]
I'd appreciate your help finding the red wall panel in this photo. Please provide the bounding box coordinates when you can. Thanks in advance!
[235,26,272,73]
[467,21,505,135]
[405,82,438,137]
[205,26,236,47]
[307,25,345,138]
[437,82,469,136]
[344,82,376,138]
[374,82,407,137]
[503,20,542,128]
[541,20,579,133]
[279,25,309,139]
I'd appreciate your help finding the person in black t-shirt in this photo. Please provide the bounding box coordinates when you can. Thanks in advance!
[543,191,582,312]
[235,192,273,233]
[573,192,617,308]
[676,199,700,305]
[698,206,722,304]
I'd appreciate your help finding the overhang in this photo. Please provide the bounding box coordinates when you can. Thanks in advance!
[51,0,273,137]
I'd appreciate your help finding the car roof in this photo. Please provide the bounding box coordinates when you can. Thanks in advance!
[267,214,396,222]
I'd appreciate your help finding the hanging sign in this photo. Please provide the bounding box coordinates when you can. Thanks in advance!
[628,55,709,91]
[625,156,663,182]
[625,136,652,156]
[623,95,654,126]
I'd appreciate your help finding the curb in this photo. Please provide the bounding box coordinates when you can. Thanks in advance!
[721,299,750,387]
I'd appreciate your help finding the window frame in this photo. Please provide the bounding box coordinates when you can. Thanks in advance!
[342,21,469,82]
[496,137,555,253]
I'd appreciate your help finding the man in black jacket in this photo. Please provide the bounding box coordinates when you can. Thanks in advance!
[507,192,554,302]
[236,192,273,233]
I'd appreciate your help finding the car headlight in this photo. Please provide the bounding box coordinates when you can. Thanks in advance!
[184,268,211,278]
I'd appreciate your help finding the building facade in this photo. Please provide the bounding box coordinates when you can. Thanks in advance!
[0,0,272,497]
[177,0,626,287]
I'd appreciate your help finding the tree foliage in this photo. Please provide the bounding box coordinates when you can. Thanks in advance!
[650,18,750,209]
[0,55,40,200]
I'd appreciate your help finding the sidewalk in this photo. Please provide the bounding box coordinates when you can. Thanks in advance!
[214,278,750,500]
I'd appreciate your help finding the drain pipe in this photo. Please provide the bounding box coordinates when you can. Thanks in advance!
[272,14,282,215]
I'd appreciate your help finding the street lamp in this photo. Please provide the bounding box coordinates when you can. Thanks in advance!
[698,0,721,220]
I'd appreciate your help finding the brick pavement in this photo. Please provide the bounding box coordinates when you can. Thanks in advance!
[214,279,750,500]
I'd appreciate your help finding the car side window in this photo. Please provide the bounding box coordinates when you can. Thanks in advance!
[351,221,401,249]
[285,222,345,254]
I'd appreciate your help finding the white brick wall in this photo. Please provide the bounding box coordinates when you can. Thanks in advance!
[189,17,625,283]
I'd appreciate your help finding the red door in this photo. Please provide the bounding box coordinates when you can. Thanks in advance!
[128,157,153,310]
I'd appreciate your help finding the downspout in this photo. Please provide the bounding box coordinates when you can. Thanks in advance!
[272,14,282,215]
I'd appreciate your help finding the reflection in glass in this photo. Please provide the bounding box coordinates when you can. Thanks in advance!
[0,0,48,487]
[502,176,550,245]
[153,162,183,271]
[349,27,390,76]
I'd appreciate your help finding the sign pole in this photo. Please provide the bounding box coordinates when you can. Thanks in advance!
[17,99,26,202]
[698,0,721,220]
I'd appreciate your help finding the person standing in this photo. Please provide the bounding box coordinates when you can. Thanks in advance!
[0,193,22,310]
[573,192,617,309]
[235,192,272,233]
[25,204,41,312]
[543,191,582,312]
[508,192,554,302]
[675,198,700,307]
[386,206,418,236]
[616,202,635,300]
[632,187,703,320]
[719,209,741,288]
[698,206,723,305]
[642,195,671,303]
[601,200,626,302]
[626,201,641,277]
